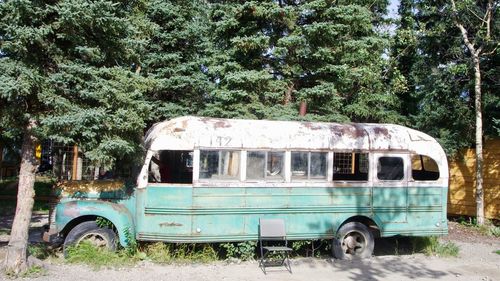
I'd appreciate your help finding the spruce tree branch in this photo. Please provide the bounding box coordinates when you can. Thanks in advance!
[450,0,479,56]
[466,7,487,25]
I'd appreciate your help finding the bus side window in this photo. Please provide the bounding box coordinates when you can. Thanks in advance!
[149,150,193,183]
[291,152,327,181]
[200,150,240,180]
[377,157,404,181]
[332,152,368,181]
[411,154,440,181]
[246,151,285,181]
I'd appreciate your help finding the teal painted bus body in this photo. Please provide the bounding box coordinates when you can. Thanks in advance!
[54,183,447,246]
[134,184,448,243]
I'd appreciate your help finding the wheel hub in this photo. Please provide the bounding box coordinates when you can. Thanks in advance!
[342,232,365,255]
[77,232,109,248]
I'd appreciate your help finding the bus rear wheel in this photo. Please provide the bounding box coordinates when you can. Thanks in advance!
[333,222,374,260]
[63,221,117,257]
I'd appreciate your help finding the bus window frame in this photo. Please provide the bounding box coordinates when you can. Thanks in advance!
[331,150,370,183]
[373,152,409,184]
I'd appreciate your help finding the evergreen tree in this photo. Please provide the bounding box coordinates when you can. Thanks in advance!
[0,0,150,273]
[204,0,402,123]
[141,0,212,121]
[203,1,294,119]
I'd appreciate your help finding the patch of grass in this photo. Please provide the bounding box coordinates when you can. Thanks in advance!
[143,242,173,263]
[20,265,47,278]
[494,250,500,255]
[65,241,138,269]
[28,243,57,260]
[411,236,459,257]
[143,242,218,264]
[488,226,500,237]
[4,265,47,279]
[454,217,500,237]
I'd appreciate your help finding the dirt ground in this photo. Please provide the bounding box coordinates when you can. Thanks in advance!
[0,216,499,281]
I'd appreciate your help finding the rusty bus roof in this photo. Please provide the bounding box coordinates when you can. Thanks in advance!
[144,116,445,159]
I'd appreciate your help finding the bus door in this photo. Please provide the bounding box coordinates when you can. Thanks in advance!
[138,150,194,241]
[372,152,409,223]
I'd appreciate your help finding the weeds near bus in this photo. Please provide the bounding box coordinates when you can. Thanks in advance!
[487,225,500,237]
[95,216,114,229]
[65,241,138,269]
[19,266,47,278]
[411,237,459,257]
[124,227,138,256]
[457,217,500,237]
[144,242,218,263]
[5,265,48,279]
[221,241,257,261]
[28,243,54,260]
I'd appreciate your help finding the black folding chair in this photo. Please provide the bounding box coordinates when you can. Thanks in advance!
[259,218,293,274]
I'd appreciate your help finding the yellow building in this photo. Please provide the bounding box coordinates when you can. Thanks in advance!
[448,138,500,219]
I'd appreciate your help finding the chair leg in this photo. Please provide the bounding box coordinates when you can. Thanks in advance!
[284,252,292,273]
[260,245,266,274]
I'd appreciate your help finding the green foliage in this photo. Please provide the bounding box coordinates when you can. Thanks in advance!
[410,237,459,257]
[202,0,401,123]
[95,217,114,229]
[391,0,499,154]
[489,226,500,238]
[292,240,311,252]
[0,0,153,165]
[5,265,48,279]
[19,265,47,278]
[123,226,138,256]
[220,241,257,261]
[28,243,54,260]
[65,241,138,269]
[457,217,500,237]
[143,242,218,264]
[495,250,500,255]
[141,0,211,121]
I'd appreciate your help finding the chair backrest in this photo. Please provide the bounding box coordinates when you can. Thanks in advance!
[259,218,287,239]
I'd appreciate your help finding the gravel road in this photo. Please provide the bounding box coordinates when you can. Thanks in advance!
[12,240,499,281]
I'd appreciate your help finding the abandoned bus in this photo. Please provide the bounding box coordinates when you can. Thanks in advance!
[44,116,449,259]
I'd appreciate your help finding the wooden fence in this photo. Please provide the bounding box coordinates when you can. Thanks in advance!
[448,138,500,219]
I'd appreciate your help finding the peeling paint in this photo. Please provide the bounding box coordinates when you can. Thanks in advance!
[62,201,80,217]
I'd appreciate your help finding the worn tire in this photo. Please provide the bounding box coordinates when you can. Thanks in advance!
[63,221,117,257]
[333,222,374,260]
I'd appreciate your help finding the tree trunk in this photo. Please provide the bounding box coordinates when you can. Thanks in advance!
[0,142,3,180]
[450,0,486,225]
[283,83,294,105]
[3,121,38,274]
[473,55,484,225]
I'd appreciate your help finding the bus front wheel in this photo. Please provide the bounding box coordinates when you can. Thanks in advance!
[63,221,117,257]
[333,222,374,260]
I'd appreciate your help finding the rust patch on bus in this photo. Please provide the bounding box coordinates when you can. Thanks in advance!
[63,201,80,217]
[372,127,389,136]
[213,120,231,129]
[330,124,367,139]
[303,122,323,130]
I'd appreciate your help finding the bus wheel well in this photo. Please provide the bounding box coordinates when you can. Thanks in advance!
[339,216,380,238]
[61,215,115,237]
